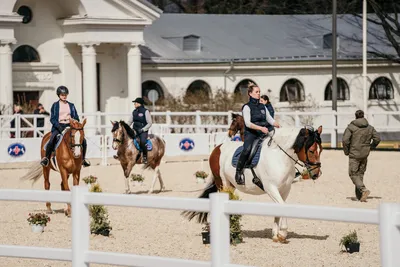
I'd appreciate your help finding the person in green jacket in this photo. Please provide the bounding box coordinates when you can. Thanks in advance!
[342,110,381,202]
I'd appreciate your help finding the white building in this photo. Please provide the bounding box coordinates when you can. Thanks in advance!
[0,1,399,133]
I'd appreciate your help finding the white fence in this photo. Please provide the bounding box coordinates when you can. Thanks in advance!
[0,187,399,267]
[2,110,400,146]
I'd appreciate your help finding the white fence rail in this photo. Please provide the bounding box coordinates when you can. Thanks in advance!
[0,187,399,266]
[2,111,400,146]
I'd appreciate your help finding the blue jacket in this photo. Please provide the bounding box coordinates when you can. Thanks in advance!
[50,100,79,133]
[265,103,275,119]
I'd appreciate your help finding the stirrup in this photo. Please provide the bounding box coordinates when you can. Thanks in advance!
[142,156,148,164]
[82,159,91,167]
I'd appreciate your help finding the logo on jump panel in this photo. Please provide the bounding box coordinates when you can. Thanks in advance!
[8,143,26,157]
[179,138,195,151]
[232,136,242,142]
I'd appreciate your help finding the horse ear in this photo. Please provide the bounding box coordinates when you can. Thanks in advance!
[82,118,87,127]
[231,113,237,120]
[317,125,323,134]
[110,120,115,126]
[304,127,309,136]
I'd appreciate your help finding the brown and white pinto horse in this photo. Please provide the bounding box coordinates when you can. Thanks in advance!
[228,113,245,141]
[110,120,166,194]
[183,125,323,243]
[20,118,87,216]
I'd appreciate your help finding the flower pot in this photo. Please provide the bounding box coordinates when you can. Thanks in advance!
[345,242,360,253]
[196,177,206,184]
[202,231,210,244]
[31,224,45,233]
[230,231,243,245]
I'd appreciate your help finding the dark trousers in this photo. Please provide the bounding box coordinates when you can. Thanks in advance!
[349,157,368,199]
[45,124,87,159]
[137,131,148,157]
[237,130,259,172]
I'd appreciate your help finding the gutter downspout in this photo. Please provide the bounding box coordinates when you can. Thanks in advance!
[224,60,234,91]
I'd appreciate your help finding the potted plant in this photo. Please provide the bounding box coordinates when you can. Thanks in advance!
[27,212,51,233]
[130,174,145,186]
[82,175,97,186]
[194,171,208,184]
[201,222,210,245]
[222,187,243,245]
[339,230,360,253]
[89,183,112,236]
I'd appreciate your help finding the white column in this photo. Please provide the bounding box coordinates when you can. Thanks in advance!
[80,43,98,136]
[0,40,14,114]
[127,43,143,102]
[362,0,368,113]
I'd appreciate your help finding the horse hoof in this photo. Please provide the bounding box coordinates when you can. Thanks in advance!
[277,234,289,244]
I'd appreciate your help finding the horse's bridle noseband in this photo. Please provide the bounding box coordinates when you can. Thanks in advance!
[69,127,84,148]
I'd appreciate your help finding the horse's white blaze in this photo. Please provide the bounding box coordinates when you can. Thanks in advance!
[73,131,81,157]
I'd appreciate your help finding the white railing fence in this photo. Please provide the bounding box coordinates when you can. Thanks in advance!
[0,187,399,267]
[2,111,400,146]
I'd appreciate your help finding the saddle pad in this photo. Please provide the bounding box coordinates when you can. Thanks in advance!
[133,139,153,151]
[231,145,262,168]
[44,134,63,152]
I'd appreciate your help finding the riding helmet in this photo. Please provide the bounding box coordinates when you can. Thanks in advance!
[56,85,69,96]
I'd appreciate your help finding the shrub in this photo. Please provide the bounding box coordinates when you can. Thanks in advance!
[194,171,208,179]
[82,175,97,184]
[130,174,145,182]
[339,230,359,248]
[89,183,112,236]
[27,212,51,226]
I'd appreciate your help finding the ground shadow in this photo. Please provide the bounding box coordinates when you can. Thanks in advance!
[129,189,173,195]
[243,228,329,241]
[346,196,382,201]
[33,208,66,214]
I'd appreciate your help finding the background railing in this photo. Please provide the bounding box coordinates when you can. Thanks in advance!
[2,111,400,147]
[0,187,399,266]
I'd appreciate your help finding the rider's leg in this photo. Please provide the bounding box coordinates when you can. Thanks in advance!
[82,138,91,167]
[235,131,257,185]
[41,131,58,166]
[139,131,148,164]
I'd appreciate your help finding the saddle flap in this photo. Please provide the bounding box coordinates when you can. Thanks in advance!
[133,138,153,151]
[44,134,63,152]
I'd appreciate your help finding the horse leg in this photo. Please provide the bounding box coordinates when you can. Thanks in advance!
[60,169,71,217]
[123,162,134,194]
[72,170,80,186]
[265,186,288,243]
[276,186,292,242]
[43,166,53,214]
[157,165,166,192]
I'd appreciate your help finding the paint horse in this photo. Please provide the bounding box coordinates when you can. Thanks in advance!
[20,118,87,216]
[182,125,323,243]
[111,120,166,194]
[228,113,245,142]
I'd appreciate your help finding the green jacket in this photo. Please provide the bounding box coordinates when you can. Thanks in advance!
[342,118,381,159]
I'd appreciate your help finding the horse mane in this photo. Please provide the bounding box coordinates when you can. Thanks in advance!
[119,120,136,140]
[292,128,321,153]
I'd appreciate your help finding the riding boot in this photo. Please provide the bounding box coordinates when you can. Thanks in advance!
[82,138,91,167]
[142,147,148,164]
[235,153,247,185]
[41,136,55,167]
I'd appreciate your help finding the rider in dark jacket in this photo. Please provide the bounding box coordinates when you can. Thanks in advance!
[260,94,275,132]
[127,97,153,164]
[40,86,90,167]
[235,84,280,185]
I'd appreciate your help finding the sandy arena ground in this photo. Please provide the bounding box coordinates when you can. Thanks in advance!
[0,150,399,267]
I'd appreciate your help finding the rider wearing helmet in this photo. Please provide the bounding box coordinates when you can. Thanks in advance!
[127,97,152,164]
[40,86,90,167]
[235,83,280,185]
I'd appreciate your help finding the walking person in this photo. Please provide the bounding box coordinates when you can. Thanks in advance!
[342,110,380,202]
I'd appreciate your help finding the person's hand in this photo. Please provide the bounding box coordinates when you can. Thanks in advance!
[260,127,269,134]
[273,122,281,128]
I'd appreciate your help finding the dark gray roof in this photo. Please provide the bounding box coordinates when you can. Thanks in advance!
[141,13,397,63]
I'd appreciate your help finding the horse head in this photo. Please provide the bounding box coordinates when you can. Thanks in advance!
[228,113,244,139]
[110,120,137,150]
[68,117,87,159]
[293,125,323,180]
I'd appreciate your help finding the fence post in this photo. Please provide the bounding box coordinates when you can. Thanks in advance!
[101,135,107,166]
[195,110,201,133]
[379,203,400,267]
[72,186,90,267]
[210,192,230,267]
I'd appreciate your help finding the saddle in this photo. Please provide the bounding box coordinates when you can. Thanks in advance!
[133,138,153,151]
[231,135,267,169]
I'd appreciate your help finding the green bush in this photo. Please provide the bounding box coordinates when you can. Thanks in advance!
[89,184,112,236]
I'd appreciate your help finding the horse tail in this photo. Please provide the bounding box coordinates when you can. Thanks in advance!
[180,174,218,224]
[19,161,43,184]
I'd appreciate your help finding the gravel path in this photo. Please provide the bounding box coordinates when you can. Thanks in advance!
[0,150,398,267]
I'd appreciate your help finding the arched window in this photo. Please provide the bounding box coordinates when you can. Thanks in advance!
[142,80,164,105]
[280,79,305,102]
[184,80,211,104]
[369,77,394,100]
[12,45,40,62]
[324,78,350,101]
[234,79,258,102]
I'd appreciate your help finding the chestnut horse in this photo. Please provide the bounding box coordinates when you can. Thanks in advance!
[182,125,323,243]
[110,120,166,194]
[228,113,245,141]
[20,118,87,216]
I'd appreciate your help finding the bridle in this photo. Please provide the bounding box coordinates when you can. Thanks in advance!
[69,126,84,148]
[266,127,322,180]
